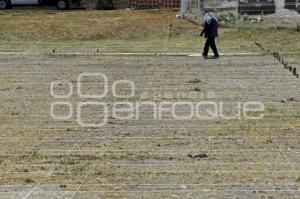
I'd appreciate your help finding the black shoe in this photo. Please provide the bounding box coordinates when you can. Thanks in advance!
[213,55,220,59]
[202,53,208,58]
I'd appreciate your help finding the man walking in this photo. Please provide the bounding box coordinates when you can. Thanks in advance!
[200,10,219,58]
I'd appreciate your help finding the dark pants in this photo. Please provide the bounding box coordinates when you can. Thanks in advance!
[203,37,219,57]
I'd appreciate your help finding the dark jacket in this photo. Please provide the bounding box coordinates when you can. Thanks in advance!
[201,17,218,38]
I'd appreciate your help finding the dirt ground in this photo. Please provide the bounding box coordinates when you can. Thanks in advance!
[0,53,299,198]
[0,9,299,199]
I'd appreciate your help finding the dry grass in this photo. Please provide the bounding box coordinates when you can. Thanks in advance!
[0,10,198,41]
[0,10,299,61]
[0,10,299,199]
[0,54,299,198]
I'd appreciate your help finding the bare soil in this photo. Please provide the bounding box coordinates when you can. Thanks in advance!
[0,54,299,198]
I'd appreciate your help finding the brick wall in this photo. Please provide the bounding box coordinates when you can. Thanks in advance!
[130,0,180,9]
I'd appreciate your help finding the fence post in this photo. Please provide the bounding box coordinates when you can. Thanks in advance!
[274,0,278,29]
[180,0,187,17]
[235,0,239,29]
[199,0,203,11]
